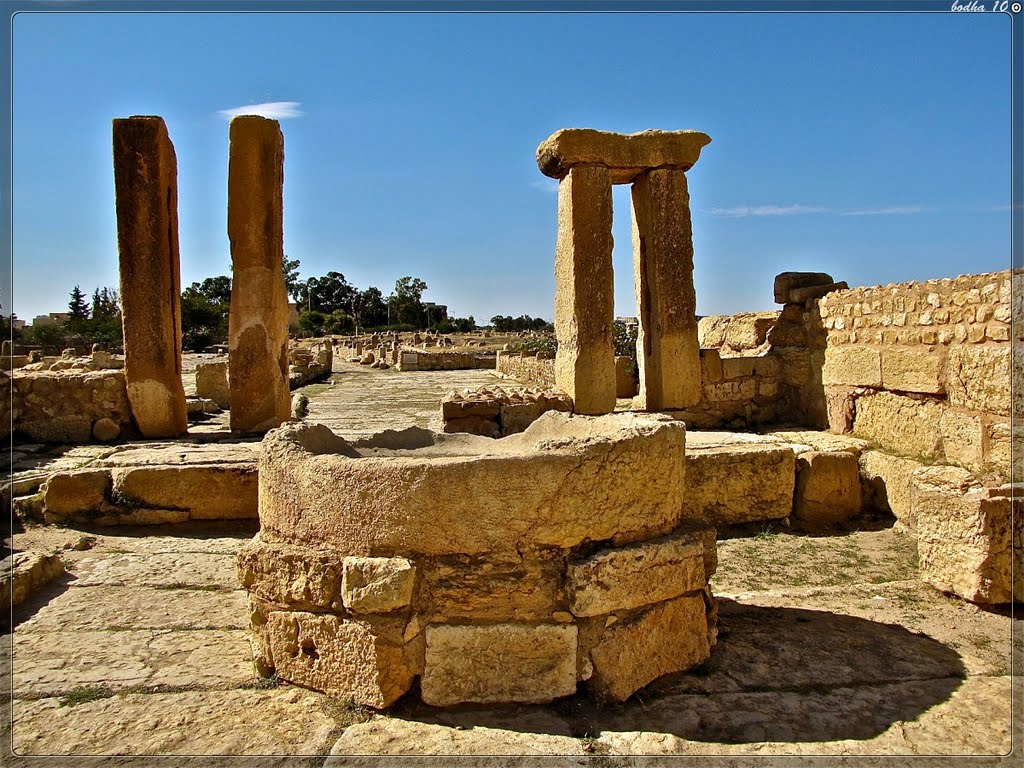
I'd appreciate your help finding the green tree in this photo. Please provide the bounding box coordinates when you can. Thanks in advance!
[353,286,388,329]
[297,310,327,338]
[180,276,231,351]
[283,255,301,302]
[388,276,428,328]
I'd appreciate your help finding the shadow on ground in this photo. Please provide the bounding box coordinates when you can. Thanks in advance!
[398,599,966,745]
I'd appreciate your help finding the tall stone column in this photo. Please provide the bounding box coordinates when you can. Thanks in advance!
[631,168,701,410]
[554,165,616,415]
[228,116,290,434]
[112,116,188,438]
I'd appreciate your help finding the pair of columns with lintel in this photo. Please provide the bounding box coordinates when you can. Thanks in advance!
[112,115,290,438]
[536,128,711,415]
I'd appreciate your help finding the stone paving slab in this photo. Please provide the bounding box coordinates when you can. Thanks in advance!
[69,552,241,589]
[13,628,255,697]
[18,585,248,632]
[13,686,338,756]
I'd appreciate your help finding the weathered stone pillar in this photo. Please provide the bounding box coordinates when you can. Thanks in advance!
[537,128,711,415]
[631,169,701,410]
[228,116,290,434]
[554,165,616,415]
[112,116,188,438]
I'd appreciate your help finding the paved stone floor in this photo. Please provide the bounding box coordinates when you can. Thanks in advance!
[3,359,1022,765]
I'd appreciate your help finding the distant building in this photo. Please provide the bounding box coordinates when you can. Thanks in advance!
[31,312,70,327]
[615,316,638,328]
[423,302,448,324]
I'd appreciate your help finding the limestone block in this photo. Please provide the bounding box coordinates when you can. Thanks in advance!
[853,391,944,461]
[774,272,834,304]
[614,356,637,398]
[631,168,701,410]
[112,116,188,438]
[792,450,863,528]
[258,414,686,557]
[442,416,499,437]
[416,552,565,623]
[588,594,711,702]
[881,347,946,394]
[500,401,545,435]
[700,349,722,383]
[112,464,258,519]
[264,611,415,709]
[983,419,1013,478]
[571,531,708,618]
[787,281,848,303]
[553,165,616,415]
[537,128,711,184]
[859,450,924,530]
[945,345,1010,415]
[341,557,416,614]
[228,116,291,435]
[195,362,230,409]
[91,418,121,442]
[939,408,984,472]
[821,346,881,387]
[913,467,1020,604]
[237,537,344,612]
[421,623,577,706]
[441,398,500,420]
[0,551,65,608]
[684,442,795,526]
[41,470,111,520]
[824,386,858,434]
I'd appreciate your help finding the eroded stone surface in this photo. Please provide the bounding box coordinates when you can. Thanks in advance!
[589,594,711,702]
[112,115,188,438]
[341,557,416,614]
[792,450,863,529]
[537,128,711,183]
[421,623,577,706]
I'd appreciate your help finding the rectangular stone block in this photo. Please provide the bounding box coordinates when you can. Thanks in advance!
[821,346,881,387]
[265,611,415,709]
[792,450,862,529]
[41,469,111,520]
[983,418,1013,478]
[567,529,709,617]
[341,556,416,614]
[859,450,923,530]
[112,116,188,438]
[112,464,258,519]
[880,347,946,394]
[684,442,796,526]
[631,169,701,410]
[553,165,616,415]
[913,467,1020,604]
[228,116,291,434]
[939,408,984,473]
[237,537,344,612]
[852,391,944,461]
[945,345,1010,416]
[589,594,710,702]
[421,623,577,706]
[416,553,564,623]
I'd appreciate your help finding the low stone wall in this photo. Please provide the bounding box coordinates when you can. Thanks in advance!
[12,370,133,444]
[441,386,572,436]
[675,350,784,429]
[818,270,1015,479]
[397,349,495,372]
[495,351,556,388]
[697,311,778,356]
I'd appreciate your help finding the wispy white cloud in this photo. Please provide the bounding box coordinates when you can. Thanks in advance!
[705,204,831,218]
[218,101,303,120]
[704,203,931,218]
[839,205,926,216]
[529,178,559,194]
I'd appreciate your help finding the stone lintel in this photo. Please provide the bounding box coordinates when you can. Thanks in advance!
[537,128,711,183]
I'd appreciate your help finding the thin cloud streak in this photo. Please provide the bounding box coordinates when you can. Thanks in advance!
[218,101,303,120]
[529,178,560,194]
[704,203,931,218]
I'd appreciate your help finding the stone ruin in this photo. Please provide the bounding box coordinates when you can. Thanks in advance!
[240,415,717,708]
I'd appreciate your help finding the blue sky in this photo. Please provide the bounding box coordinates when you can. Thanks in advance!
[9,10,1012,324]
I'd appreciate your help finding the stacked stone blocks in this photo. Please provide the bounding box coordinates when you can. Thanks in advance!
[241,415,718,708]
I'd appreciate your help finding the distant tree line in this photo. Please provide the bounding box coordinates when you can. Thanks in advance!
[489,314,552,333]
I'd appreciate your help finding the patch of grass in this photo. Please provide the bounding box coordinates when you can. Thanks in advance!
[58,685,115,707]
[581,735,611,755]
